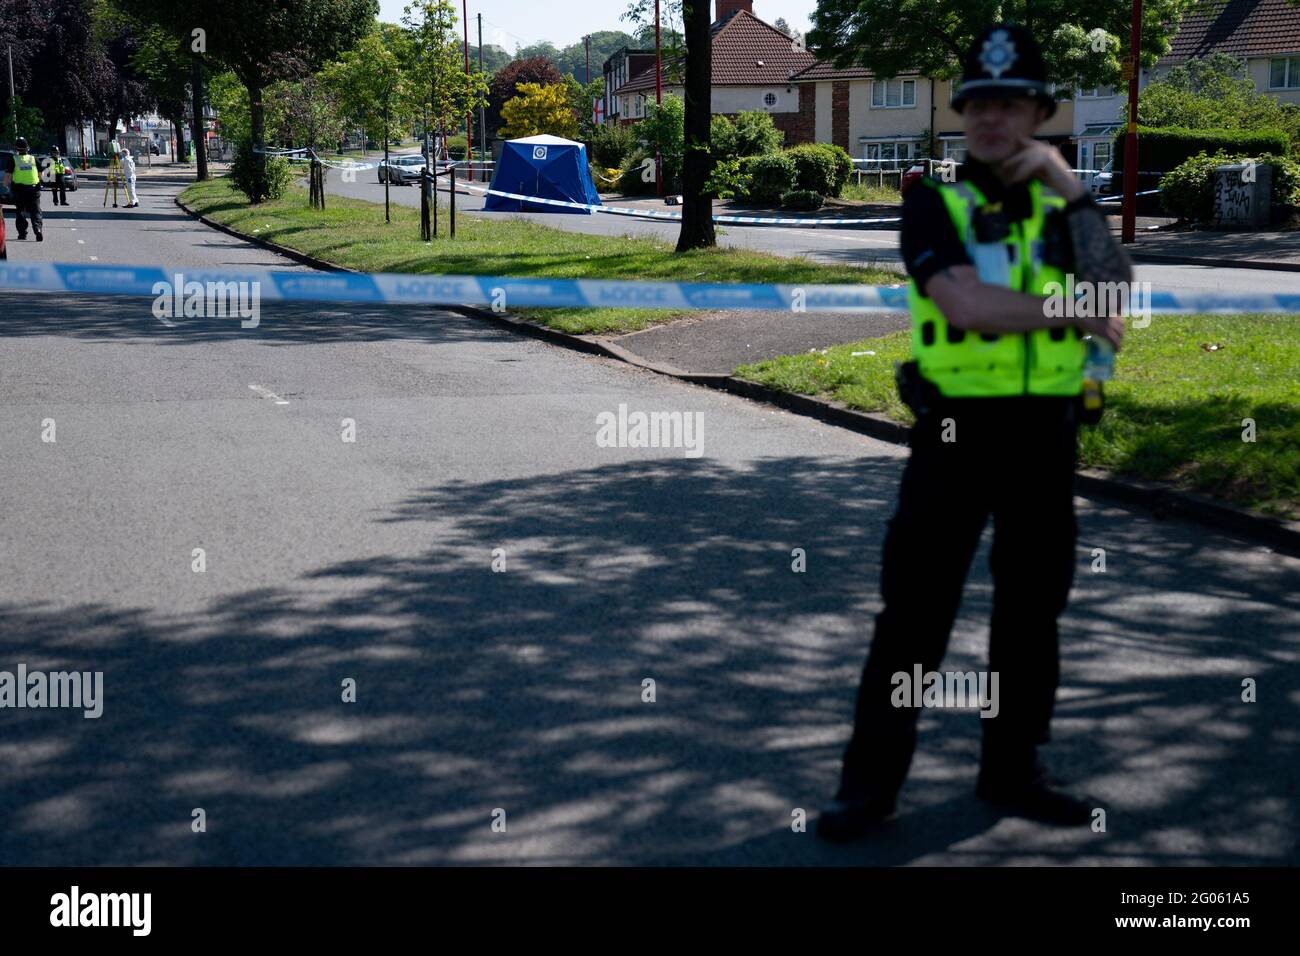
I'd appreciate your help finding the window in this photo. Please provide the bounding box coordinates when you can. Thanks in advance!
[1092,140,1112,170]
[871,78,915,108]
[1270,56,1300,89]
[942,138,967,162]
[1079,85,1116,97]
[763,92,778,107]
[862,140,917,166]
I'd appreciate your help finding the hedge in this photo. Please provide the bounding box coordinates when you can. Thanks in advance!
[786,143,853,198]
[740,152,797,203]
[1112,126,1290,174]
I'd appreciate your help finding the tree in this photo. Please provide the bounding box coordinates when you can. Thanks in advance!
[116,0,377,152]
[806,0,1199,92]
[710,111,784,161]
[1136,53,1300,148]
[637,93,684,188]
[402,0,488,155]
[500,83,577,139]
[676,0,713,250]
[773,17,803,49]
[487,56,564,137]
[622,0,685,84]
[322,23,414,149]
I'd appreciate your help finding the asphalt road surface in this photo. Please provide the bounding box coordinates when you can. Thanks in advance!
[1,173,1298,865]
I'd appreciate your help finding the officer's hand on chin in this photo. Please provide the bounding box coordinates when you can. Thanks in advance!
[1082,313,1125,351]
[999,136,1086,201]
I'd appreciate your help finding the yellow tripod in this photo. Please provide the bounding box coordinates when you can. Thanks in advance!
[102,153,122,207]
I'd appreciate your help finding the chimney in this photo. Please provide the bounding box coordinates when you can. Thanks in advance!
[715,0,753,22]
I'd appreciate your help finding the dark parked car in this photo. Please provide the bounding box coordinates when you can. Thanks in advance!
[1,150,79,204]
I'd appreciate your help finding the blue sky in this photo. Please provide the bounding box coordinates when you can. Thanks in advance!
[376,0,817,50]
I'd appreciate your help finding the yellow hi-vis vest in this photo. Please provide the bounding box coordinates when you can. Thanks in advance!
[906,177,1084,398]
[12,153,39,186]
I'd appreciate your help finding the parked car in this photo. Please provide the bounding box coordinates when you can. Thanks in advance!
[901,161,928,194]
[1,150,80,203]
[1090,160,1113,197]
[37,154,78,192]
[376,153,435,184]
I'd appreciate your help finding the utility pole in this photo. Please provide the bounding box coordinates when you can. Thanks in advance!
[478,13,487,182]
[7,44,16,140]
[585,35,590,85]
[463,0,472,171]
[655,0,663,196]
[1121,0,1142,244]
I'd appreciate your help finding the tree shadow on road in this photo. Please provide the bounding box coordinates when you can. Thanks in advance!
[1,454,1296,866]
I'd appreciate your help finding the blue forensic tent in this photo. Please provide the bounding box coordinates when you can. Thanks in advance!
[484,134,601,214]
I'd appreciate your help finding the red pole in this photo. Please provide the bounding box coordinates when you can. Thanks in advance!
[463,0,472,171]
[655,0,663,196]
[1122,0,1142,244]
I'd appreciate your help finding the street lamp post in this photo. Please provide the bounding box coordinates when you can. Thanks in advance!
[654,0,663,197]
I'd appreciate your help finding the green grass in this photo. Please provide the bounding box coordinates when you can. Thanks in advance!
[737,316,1300,518]
[180,176,899,335]
[840,181,903,204]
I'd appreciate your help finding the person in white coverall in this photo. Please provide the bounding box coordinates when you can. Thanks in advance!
[122,148,139,208]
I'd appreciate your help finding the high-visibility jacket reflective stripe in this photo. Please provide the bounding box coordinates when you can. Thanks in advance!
[12,153,39,186]
[906,177,1084,398]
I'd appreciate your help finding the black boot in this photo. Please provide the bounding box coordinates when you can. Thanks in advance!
[977,745,1095,826]
[816,781,898,843]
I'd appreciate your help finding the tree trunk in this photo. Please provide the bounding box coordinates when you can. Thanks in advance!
[248,81,266,151]
[677,0,715,251]
[191,54,209,180]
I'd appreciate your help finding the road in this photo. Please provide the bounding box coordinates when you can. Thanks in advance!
[1,171,1298,866]
[326,158,1300,300]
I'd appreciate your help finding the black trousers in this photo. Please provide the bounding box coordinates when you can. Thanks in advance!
[837,395,1080,802]
[12,183,41,235]
[53,174,67,204]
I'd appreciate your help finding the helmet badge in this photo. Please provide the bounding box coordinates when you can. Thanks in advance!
[979,29,1018,79]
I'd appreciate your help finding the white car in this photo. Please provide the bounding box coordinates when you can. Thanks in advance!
[376,154,434,184]
[1090,160,1114,197]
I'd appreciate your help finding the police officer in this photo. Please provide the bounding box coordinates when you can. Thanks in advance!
[50,146,69,205]
[817,24,1132,841]
[4,137,44,241]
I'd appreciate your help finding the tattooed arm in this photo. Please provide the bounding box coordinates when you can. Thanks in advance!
[1066,199,1134,287]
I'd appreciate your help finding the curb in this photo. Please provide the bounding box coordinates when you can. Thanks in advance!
[1130,252,1300,273]
[173,194,1300,558]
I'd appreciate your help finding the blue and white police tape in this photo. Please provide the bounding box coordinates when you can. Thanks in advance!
[454,181,902,226]
[4,262,1300,315]
[1095,189,1161,203]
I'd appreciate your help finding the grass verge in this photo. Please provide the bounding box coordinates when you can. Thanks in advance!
[736,315,1300,518]
[180,176,899,335]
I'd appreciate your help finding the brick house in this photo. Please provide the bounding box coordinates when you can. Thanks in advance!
[604,0,818,145]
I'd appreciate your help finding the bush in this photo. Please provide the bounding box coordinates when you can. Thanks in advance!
[703,156,753,199]
[588,122,636,169]
[1114,126,1290,175]
[618,148,659,196]
[740,152,797,203]
[1159,150,1300,220]
[230,139,293,203]
[786,143,853,198]
[780,189,824,211]
[711,110,784,162]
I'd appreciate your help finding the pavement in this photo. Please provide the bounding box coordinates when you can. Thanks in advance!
[2,170,1298,867]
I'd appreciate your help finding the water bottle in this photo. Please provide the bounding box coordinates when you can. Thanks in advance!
[1083,335,1115,382]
